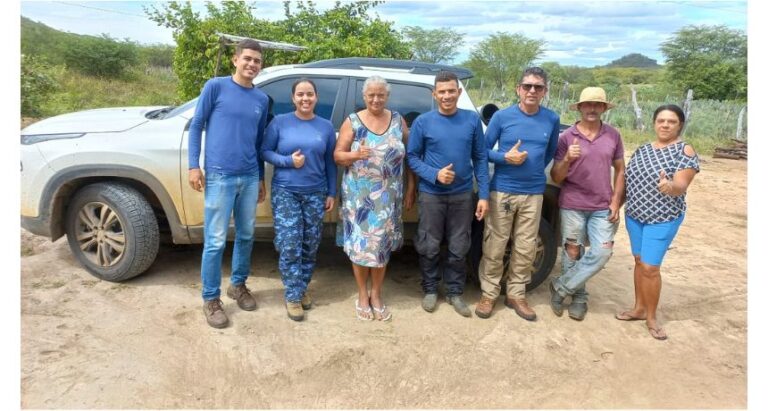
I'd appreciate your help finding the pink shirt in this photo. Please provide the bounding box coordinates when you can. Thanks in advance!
[554,122,624,211]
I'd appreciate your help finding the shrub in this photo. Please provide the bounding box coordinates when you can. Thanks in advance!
[21,54,60,117]
[63,34,139,77]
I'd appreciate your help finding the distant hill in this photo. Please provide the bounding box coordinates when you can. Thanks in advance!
[605,53,660,68]
[21,16,85,62]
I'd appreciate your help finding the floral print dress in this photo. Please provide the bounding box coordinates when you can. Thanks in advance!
[337,111,405,267]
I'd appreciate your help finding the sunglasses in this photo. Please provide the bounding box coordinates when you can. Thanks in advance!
[519,83,546,92]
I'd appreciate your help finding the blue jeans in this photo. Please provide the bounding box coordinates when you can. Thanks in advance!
[271,187,326,302]
[201,171,260,301]
[552,208,618,303]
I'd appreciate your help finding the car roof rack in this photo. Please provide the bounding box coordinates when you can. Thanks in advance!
[300,58,473,80]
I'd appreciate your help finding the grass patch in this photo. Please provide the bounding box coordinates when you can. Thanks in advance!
[38,66,179,118]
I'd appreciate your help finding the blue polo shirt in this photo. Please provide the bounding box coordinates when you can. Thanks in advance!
[188,76,268,178]
[262,113,337,196]
[485,104,560,194]
[406,109,490,199]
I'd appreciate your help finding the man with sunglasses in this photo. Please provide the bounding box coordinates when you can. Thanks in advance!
[475,67,560,321]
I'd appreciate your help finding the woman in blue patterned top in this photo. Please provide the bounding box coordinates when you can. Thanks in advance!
[615,104,699,340]
[262,79,337,322]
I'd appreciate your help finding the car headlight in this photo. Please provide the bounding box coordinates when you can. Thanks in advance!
[21,133,86,145]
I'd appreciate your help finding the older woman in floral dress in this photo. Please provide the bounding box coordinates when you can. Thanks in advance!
[334,75,416,321]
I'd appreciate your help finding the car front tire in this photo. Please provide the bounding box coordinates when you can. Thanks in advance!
[65,183,159,282]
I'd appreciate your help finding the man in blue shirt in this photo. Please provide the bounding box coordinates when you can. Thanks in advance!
[188,39,269,328]
[475,67,560,321]
[407,70,490,318]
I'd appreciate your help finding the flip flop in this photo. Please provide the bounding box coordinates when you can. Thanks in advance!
[355,299,374,321]
[372,304,392,322]
[615,311,645,321]
[648,326,668,341]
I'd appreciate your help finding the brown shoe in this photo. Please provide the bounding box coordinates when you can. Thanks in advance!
[226,283,257,311]
[505,297,537,321]
[286,300,304,321]
[203,298,229,328]
[475,296,496,319]
[301,292,313,310]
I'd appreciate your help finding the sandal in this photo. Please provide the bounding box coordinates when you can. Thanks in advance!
[615,311,646,321]
[355,299,373,321]
[648,326,668,341]
[372,303,392,322]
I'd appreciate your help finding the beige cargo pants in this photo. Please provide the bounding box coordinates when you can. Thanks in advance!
[478,192,543,299]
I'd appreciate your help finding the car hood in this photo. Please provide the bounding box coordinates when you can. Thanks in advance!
[21,106,166,135]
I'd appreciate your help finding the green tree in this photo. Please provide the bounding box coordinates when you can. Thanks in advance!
[401,26,464,63]
[62,34,139,77]
[464,32,545,89]
[660,25,747,100]
[147,1,410,101]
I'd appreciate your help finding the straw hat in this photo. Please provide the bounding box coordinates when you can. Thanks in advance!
[569,87,615,111]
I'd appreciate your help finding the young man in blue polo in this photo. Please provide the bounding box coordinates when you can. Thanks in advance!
[188,39,269,328]
[407,70,490,318]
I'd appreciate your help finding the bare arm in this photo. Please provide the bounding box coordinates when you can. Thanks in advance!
[550,159,570,184]
[401,117,417,210]
[334,118,369,166]
[659,145,698,196]
[608,158,626,222]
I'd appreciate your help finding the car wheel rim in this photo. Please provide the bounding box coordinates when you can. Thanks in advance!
[75,202,126,267]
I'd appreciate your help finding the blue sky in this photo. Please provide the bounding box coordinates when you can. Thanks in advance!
[20,0,747,67]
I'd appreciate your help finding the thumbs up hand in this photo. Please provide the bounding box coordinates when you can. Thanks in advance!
[504,139,528,165]
[437,163,455,184]
[565,141,581,162]
[357,139,372,160]
[291,149,305,168]
[658,170,675,195]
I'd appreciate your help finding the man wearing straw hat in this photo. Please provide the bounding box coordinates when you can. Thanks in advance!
[548,86,626,321]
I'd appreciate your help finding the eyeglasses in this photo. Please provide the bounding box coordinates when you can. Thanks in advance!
[519,83,546,92]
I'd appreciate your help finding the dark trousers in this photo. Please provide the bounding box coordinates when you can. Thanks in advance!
[414,191,473,296]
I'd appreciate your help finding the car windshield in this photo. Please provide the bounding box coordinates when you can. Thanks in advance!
[146,98,198,120]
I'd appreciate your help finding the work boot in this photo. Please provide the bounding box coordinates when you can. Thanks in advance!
[203,298,228,329]
[286,300,304,321]
[422,293,438,312]
[447,295,472,317]
[226,283,257,311]
[301,292,313,310]
[549,281,565,317]
[505,297,537,321]
[569,302,588,321]
[475,296,496,319]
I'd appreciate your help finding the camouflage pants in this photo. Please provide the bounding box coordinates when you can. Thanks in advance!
[271,187,326,302]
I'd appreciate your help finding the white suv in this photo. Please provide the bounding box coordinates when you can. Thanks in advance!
[21,58,559,286]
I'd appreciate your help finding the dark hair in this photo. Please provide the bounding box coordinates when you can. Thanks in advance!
[652,104,686,124]
[292,78,317,95]
[518,66,548,84]
[235,39,263,55]
[434,70,459,87]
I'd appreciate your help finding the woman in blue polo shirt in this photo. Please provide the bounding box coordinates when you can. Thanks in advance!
[262,78,337,322]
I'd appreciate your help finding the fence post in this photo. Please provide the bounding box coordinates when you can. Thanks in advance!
[736,106,747,141]
[631,86,644,131]
[681,89,693,137]
[560,81,569,116]
[543,80,551,107]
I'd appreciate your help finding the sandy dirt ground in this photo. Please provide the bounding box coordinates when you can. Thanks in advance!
[20,156,747,409]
